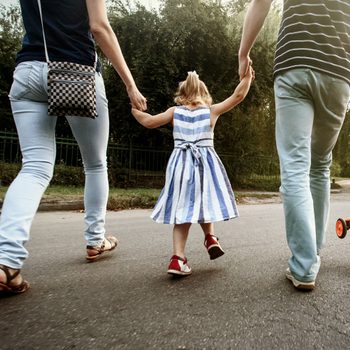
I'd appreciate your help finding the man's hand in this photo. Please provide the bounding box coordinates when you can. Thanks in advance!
[239,55,253,81]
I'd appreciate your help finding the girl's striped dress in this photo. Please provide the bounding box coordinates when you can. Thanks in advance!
[151,105,239,224]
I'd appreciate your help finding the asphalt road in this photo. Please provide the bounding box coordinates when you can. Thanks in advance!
[1,193,350,350]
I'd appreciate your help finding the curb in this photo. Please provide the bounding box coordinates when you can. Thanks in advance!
[0,199,85,212]
[38,199,84,212]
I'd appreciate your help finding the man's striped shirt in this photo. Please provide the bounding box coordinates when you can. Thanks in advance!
[274,0,350,85]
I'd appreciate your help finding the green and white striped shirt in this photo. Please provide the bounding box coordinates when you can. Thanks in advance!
[274,0,350,85]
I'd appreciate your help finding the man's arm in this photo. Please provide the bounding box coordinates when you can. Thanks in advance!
[238,0,273,80]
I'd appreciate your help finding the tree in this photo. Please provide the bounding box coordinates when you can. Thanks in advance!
[0,5,23,131]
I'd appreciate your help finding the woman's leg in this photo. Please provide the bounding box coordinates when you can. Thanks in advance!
[172,223,191,258]
[0,62,56,270]
[67,73,109,247]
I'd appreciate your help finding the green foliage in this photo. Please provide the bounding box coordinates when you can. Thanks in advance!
[0,162,85,186]
[0,162,21,185]
[51,164,85,186]
[331,160,342,178]
[103,0,282,178]
[235,175,280,192]
[0,5,23,131]
[107,188,160,210]
[9,0,350,184]
[333,109,350,177]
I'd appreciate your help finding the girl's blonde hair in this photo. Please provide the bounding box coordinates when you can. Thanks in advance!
[174,71,212,106]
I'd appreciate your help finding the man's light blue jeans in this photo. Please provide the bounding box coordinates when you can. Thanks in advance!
[0,61,110,269]
[275,68,350,282]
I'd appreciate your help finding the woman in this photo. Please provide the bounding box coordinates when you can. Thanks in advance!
[0,0,147,295]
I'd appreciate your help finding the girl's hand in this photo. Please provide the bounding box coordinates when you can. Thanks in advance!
[127,86,147,111]
[131,107,141,117]
[244,65,255,82]
[249,66,255,80]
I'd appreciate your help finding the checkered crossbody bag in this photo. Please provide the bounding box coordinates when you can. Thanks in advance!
[37,0,97,119]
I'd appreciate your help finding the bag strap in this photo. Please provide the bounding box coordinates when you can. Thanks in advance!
[37,0,50,63]
[36,0,97,67]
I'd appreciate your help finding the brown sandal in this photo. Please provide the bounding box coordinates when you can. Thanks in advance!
[0,265,30,295]
[86,236,118,262]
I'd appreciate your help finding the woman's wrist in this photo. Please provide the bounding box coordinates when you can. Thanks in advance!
[126,82,137,92]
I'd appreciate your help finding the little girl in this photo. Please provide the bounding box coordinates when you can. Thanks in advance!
[131,68,254,276]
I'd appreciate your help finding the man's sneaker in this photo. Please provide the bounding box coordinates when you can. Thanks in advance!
[167,255,192,276]
[286,268,315,291]
[204,234,225,260]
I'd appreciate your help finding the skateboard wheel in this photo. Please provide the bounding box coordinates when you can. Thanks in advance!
[336,218,347,239]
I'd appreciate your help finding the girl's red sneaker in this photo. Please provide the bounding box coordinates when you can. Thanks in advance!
[204,234,225,260]
[167,255,192,276]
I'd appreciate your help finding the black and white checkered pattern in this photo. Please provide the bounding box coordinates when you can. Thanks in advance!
[48,61,97,119]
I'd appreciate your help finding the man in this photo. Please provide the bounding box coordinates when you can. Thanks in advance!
[239,0,350,290]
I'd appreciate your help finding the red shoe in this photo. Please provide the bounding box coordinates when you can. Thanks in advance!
[204,234,225,260]
[167,255,192,276]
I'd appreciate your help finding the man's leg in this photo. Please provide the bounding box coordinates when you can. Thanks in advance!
[309,71,350,253]
[275,69,319,283]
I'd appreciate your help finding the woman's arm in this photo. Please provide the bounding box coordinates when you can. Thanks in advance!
[86,0,147,111]
[131,107,175,129]
[210,67,254,120]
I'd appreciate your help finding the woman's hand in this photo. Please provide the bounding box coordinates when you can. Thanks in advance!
[127,86,147,111]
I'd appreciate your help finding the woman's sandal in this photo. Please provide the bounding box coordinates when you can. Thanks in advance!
[86,236,118,262]
[0,265,30,295]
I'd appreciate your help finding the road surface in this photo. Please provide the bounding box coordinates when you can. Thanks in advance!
[1,192,350,349]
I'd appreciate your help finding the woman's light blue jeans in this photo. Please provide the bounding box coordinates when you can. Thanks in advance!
[275,68,350,282]
[0,61,110,269]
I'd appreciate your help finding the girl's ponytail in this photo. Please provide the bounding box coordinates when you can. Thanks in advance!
[186,71,201,95]
[174,71,212,106]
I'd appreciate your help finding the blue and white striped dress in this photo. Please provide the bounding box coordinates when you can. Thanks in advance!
[151,106,239,224]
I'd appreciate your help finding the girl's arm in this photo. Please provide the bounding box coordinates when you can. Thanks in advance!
[131,107,175,129]
[86,0,147,111]
[210,67,254,120]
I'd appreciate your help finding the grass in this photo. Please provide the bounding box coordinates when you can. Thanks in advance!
[0,185,282,211]
[43,186,162,210]
[0,185,162,211]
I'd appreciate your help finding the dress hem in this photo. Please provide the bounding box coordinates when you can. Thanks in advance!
[150,214,239,225]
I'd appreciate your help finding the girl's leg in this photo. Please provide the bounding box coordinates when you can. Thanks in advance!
[168,223,192,276]
[200,223,225,260]
[200,223,214,236]
[66,73,110,248]
[172,223,191,258]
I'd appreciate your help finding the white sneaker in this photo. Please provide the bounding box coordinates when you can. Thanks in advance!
[286,268,315,291]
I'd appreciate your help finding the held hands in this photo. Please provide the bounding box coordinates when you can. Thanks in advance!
[127,85,147,111]
[238,55,253,81]
[244,65,255,82]
[131,107,142,118]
